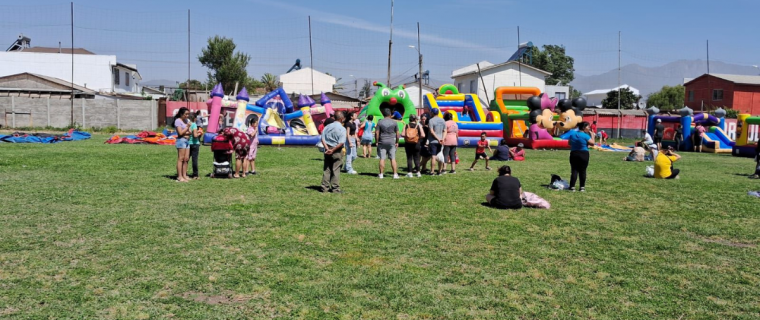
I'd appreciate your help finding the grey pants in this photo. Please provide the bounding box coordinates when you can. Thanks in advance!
[322,152,343,192]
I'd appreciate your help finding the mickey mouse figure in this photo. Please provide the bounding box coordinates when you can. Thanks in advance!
[526,94,557,140]
[555,97,587,132]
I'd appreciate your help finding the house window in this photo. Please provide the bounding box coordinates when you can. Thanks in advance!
[456,83,462,92]
[469,80,476,93]
[555,92,566,100]
[712,89,723,101]
[113,68,120,85]
[688,90,694,102]
[125,72,130,87]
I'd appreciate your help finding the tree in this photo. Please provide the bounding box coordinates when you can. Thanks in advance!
[646,85,684,111]
[569,86,582,99]
[359,80,372,99]
[602,87,641,109]
[529,45,575,86]
[198,36,250,92]
[260,73,278,92]
[179,79,205,90]
[325,72,346,93]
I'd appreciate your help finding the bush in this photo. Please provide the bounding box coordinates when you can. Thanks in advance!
[103,126,118,134]
[725,109,739,119]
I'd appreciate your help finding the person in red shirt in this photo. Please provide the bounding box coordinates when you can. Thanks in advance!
[468,132,493,171]
[510,143,526,161]
[598,130,608,145]
[590,121,598,135]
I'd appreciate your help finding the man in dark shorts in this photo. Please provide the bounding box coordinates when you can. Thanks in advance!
[653,119,665,150]
[486,165,523,209]
[427,109,446,175]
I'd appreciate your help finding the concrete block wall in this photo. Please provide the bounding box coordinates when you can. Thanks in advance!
[0,97,157,130]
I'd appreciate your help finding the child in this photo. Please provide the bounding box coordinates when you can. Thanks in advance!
[245,117,259,175]
[598,130,608,145]
[360,115,375,158]
[188,111,203,179]
[469,132,492,171]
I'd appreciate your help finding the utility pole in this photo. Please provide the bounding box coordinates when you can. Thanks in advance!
[188,10,191,89]
[417,22,422,110]
[705,40,710,112]
[617,31,622,139]
[309,16,314,95]
[517,26,522,86]
[386,0,394,87]
[70,2,74,127]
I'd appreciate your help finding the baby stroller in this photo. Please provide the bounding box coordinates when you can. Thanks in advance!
[210,134,233,178]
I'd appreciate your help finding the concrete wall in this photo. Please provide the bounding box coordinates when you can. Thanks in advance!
[0,97,156,130]
[0,52,116,93]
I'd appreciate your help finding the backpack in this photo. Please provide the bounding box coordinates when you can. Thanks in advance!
[405,123,420,143]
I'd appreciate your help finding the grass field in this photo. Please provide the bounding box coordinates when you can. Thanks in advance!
[1,133,759,319]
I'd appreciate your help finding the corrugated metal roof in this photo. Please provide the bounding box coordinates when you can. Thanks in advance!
[22,47,95,55]
[710,74,760,85]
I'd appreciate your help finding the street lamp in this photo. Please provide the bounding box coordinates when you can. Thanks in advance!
[409,45,422,110]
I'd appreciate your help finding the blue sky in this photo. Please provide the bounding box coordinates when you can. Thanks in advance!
[2,0,758,89]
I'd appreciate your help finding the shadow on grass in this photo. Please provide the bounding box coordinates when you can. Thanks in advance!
[309,158,322,161]
[733,173,753,177]
[305,186,325,192]
[162,174,179,180]
[359,173,378,177]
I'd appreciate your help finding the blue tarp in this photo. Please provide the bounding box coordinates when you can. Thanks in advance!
[0,130,91,144]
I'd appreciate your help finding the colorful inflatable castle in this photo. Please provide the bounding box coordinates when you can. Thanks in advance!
[203,83,330,145]
[492,86,585,149]
[359,81,416,136]
[647,106,734,153]
[733,113,760,157]
[423,84,502,146]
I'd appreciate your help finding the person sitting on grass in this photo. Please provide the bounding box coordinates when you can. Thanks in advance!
[654,146,681,179]
[469,132,492,171]
[510,143,525,161]
[490,139,511,161]
[486,165,523,210]
[624,142,647,162]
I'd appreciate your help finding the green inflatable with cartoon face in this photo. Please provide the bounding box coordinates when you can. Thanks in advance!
[360,82,416,128]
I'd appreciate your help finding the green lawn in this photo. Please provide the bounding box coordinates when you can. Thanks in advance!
[1,134,759,319]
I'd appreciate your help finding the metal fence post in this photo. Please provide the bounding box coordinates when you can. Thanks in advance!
[47,98,51,127]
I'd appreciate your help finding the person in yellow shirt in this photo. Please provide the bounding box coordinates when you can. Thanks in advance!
[654,146,681,179]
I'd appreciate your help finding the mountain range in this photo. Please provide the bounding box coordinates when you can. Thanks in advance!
[571,60,759,99]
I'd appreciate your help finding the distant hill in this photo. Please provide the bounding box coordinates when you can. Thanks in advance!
[571,60,759,99]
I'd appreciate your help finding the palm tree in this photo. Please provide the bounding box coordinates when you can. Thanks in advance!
[260,73,278,92]
[332,77,346,93]
[359,79,372,99]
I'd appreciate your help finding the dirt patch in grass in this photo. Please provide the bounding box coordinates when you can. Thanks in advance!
[178,291,252,305]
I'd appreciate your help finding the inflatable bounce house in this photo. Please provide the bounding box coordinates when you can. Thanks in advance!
[203,83,331,145]
[733,113,760,157]
[646,106,734,153]
[359,81,416,135]
[491,86,586,149]
[423,84,502,146]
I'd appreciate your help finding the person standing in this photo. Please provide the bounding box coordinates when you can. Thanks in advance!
[343,112,358,175]
[590,121,598,136]
[187,111,203,180]
[653,119,665,150]
[321,112,347,193]
[674,124,683,151]
[693,123,706,152]
[427,109,446,175]
[402,114,425,177]
[418,114,433,173]
[752,142,760,179]
[376,108,400,179]
[442,112,459,174]
[485,165,523,210]
[567,121,595,192]
[360,115,375,158]
[173,107,191,182]
[468,132,492,171]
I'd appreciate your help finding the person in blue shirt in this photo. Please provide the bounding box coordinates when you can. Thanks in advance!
[320,112,347,193]
[567,121,595,192]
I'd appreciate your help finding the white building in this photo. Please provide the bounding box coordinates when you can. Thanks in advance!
[402,81,437,108]
[583,84,640,108]
[0,46,141,95]
[451,60,551,105]
[278,67,336,95]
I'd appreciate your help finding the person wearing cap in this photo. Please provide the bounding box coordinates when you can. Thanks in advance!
[510,143,525,161]
[653,118,665,150]
[402,114,425,177]
[490,139,512,161]
[427,108,446,175]
[486,165,523,210]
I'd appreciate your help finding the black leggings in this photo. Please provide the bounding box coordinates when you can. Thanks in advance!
[569,150,589,188]
[443,145,457,163]
[404,143,421,173]
[189,144,200,177]
[666,168,680,179]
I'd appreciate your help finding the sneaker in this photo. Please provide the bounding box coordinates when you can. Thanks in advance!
[348,170,358,175]
[449,170,456,174]
[416,172,422,178]
[580,187,586,192]
[569,187,576,192]
[430,171,438,176]
[486,167,492,171]
[406,173,414,178]
[378,174,384,179]
[468,168,474,171]
[250,171,257,175]
[393,174,399,179]
[331,189,343,194]
[750,175,760,179]
[441,171,448,175]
